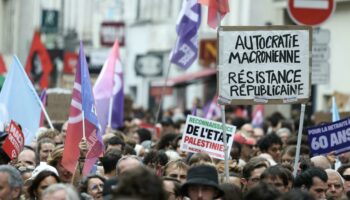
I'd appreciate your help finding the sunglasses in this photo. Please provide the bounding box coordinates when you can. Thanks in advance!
[343,175,350,181]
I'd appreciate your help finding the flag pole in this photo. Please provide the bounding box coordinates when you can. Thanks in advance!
[82,110,86,140]
[216,11,229,182]
[220,105,229,182]
[107,96,114,128]
[155,62,172,124]
[293,104,306,177]
[36,92,54,129]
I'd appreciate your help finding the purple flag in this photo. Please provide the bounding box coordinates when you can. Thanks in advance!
[170,0,201,69]
[93,39,124,133]
[202,95,221,119]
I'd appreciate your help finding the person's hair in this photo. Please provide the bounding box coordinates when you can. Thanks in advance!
[0,165,23,188]
[100,149,122,174]
[28,170,61,199]
[220,183,243,200]
[283,167,294,187]
[268,112,285,127]
[258,133,282,152]
[188,152,213,166]
[116,155,142,174]
[162,177,182,198]
[286,135,309,146]
[231,141,242,161]
[112,166,167,200]
[280,120,295,133]
[42,183,80,200]
[294,167,328,189]
[325,169,344,185]
[79,174,106,194]
[156,133,178,150]
[278,189,315,200]
[122,144,136,155]
[163,159,189,176]
[37,129,60,141]
[243,182,281,200]
[47,145,64,167]
[231,117,248,130]
[106,136,125,150]
[261,165,289,187]
[281,145,310,158]
[136,128,152,143]
[337,163,350,177]
[143,150,169,168]
[242,157,268,179]
[171,134,183,150]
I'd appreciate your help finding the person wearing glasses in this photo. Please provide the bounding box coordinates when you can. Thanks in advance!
[79,174,105,200]
[241,157,269,192]
[260,165,290,193]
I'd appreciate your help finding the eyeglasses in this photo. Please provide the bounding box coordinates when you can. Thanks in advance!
[17,166,35,173]
[89,184,104,191]
[343,175,350,181]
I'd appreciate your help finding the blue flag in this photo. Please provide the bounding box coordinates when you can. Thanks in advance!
[170,0,201,69]
[332,96,340,122]
[0,56,42,144]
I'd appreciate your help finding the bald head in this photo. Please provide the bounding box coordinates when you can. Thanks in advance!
[311,156,331,170]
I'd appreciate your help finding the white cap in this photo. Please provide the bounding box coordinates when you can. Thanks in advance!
[30,163,58,180]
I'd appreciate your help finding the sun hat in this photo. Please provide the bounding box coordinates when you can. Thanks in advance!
[181,165,224,198]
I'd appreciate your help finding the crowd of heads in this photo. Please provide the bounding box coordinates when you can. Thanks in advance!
[0,107,350,200]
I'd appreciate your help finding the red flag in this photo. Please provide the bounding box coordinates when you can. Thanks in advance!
[62,43,104,175]
[0,54,7,74]
[199,0,229,29]
[25,31,53,89]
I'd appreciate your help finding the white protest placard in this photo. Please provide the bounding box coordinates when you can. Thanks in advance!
[218,26,312,105]
[180,115,236,160]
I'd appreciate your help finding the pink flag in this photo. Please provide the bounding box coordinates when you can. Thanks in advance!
[62,42,104,175]
[93,39,124,134]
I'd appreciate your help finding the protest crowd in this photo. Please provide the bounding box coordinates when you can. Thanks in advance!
[0,0,345,199]
[0,106,348,200]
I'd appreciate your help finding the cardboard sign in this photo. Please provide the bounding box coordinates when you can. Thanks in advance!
[2,121,24,159]
[180,115,236,160]
[308,118,350,156]
[218,26,312,105]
